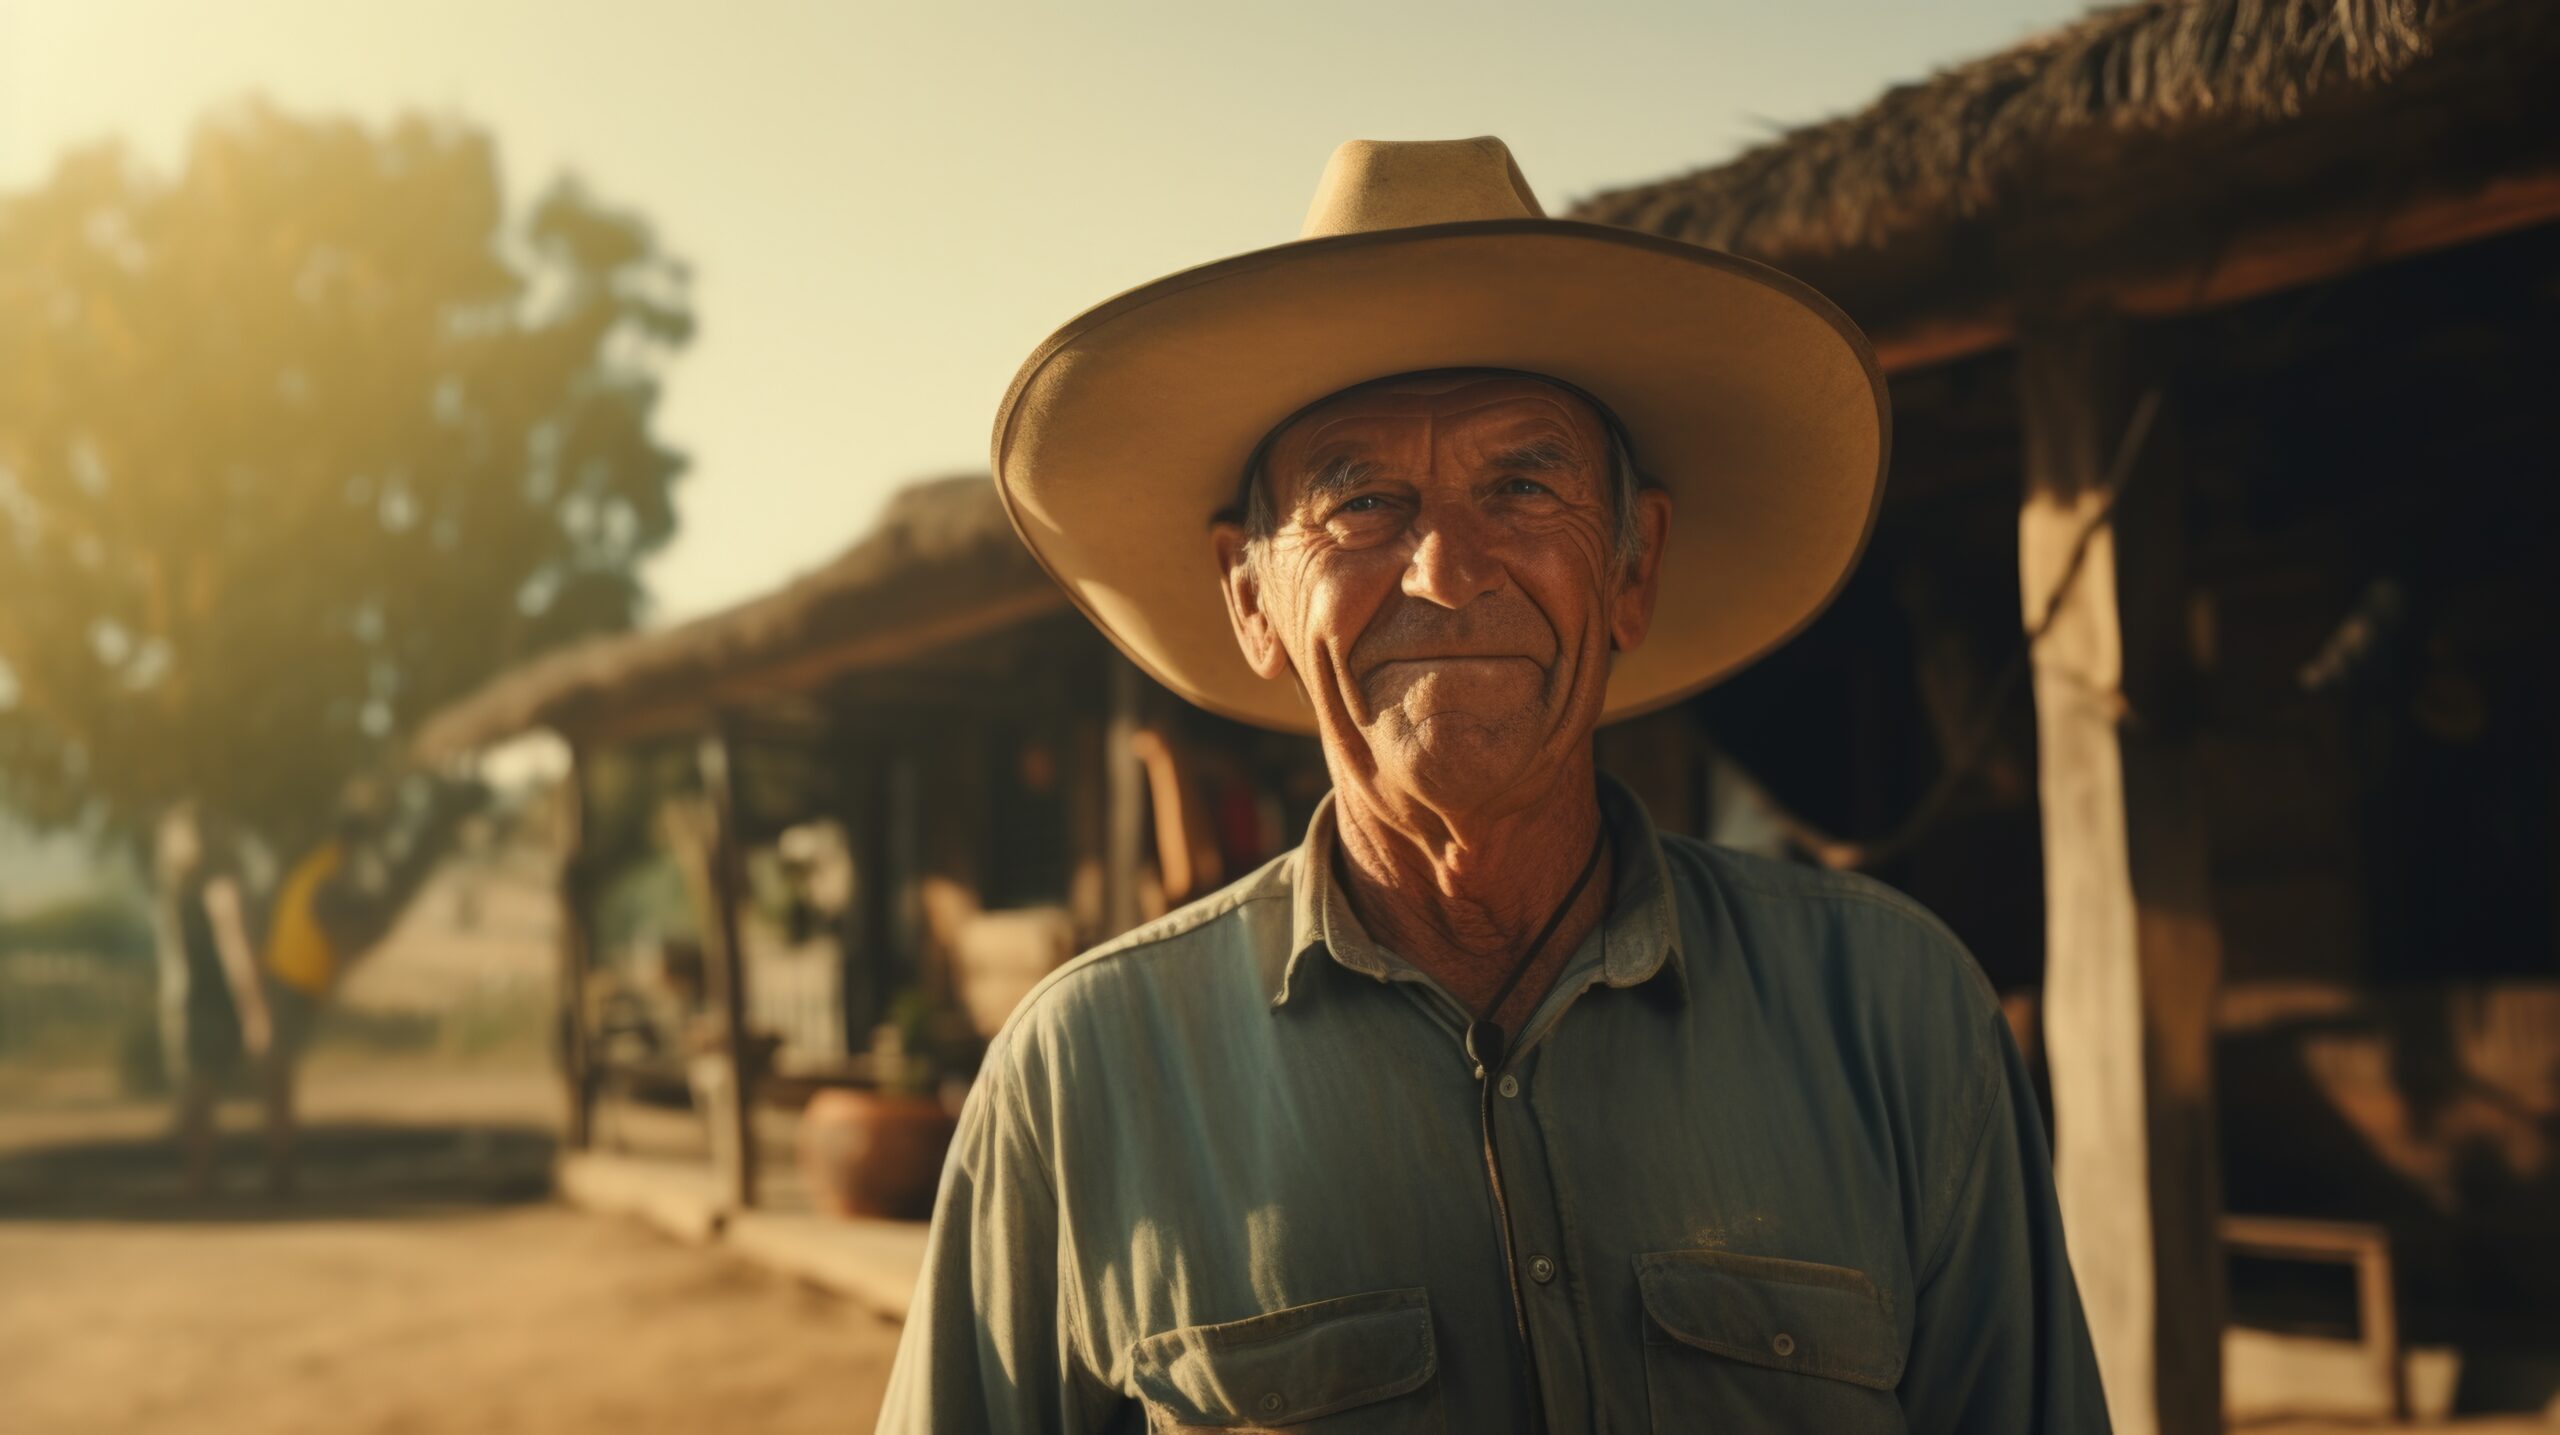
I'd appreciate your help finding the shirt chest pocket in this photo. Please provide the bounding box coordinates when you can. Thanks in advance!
[1636,1249,1906,1434]
[1127,1287,1443,1433]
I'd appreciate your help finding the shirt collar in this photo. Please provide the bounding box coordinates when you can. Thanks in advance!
[1271,772,1685,1009]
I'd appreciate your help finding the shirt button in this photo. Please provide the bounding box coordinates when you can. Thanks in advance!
[1259,1391,1284,1415]
[1528,1255,1557,1283]
[1772,1332,1797,1357]
[1497,1074,1521,1099]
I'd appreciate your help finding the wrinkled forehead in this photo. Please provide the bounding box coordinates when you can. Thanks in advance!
[1266,371,1610,465]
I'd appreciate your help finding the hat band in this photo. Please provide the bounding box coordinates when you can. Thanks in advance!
[1220,366,1653,530]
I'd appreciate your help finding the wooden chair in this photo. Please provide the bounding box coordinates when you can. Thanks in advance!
[2220,1213,2407,1419]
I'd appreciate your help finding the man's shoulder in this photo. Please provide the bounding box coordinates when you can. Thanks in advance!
[1662,834,1999,1013]
[1663,836,2009,1124]
[992,850,1298,1043]
[1669,835,1963,937]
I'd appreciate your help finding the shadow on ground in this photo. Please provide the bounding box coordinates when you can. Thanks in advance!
[0,1121,556,1221]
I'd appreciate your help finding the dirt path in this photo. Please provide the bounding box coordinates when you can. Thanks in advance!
[0,1206,901,1435]
[0,1060,902,1434]
[8,1060,2549,1433]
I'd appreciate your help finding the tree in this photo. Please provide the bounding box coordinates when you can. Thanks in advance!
[0,100,691,860]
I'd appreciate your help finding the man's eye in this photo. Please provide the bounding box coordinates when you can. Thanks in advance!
[1339,495,1387,513]
[1501,477,1553,496]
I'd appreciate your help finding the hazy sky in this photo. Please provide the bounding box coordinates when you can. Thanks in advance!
[0,0,2086,623]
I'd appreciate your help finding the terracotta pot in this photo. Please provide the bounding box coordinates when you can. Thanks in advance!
[798,1087,957,1220]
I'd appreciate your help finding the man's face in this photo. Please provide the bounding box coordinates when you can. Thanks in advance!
[1212,373,1670,813]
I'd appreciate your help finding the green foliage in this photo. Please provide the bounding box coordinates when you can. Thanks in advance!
[0,950,154,1072]
[0,889,158,1088]
[0,99,691,856]
[0,888,155,964]
[594,851,699,957]
[878,984,976,1096]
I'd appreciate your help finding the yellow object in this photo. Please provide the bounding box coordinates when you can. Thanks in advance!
[264,841,345,996]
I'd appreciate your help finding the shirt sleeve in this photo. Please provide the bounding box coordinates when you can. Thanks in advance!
[1897,1006,2113,1434]
[874,1035,1114,1433]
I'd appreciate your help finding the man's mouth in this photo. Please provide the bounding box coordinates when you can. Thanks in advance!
[1361,654,1541,675]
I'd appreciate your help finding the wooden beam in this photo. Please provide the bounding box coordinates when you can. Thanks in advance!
[696,722,761,1210]
[2114,168,2560,320]
[538,589,1072,754]
[556,741,598,1152]
[1873,315,2019,375]
[715,586,1069,704]
[2019,322,2227,1435]
[1874,168,2560,374]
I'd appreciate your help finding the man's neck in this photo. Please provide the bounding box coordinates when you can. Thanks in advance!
[1330,754,1613,1036]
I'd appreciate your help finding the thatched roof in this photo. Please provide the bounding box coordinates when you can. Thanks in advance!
[1572,0,2560,355]
[413,475,1061,759]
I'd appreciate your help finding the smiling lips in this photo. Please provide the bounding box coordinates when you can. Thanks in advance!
[1361,653,1542,675]
[1348,588,1561,680]
[1354,654,1551,721]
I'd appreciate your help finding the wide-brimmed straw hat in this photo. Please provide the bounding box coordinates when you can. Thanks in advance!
[992,135,1888,733]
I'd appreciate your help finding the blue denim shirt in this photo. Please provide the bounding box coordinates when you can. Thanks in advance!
[879,778,2108,1432]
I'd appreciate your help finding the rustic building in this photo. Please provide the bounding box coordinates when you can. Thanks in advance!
[415,0,2560,1422]
[1574,0,2560,1426]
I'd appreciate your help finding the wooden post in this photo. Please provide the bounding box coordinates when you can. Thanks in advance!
[697,722,760,1210]
[1103,655,1146,937]
[1064,711,1107,944]
[841,752,893,1054]
[2019,321,2226,1435]
[556,740,598,1151]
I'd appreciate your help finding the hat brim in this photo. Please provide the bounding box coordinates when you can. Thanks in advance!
[993,218,1890,734]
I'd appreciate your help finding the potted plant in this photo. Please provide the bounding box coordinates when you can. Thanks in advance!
[797,988,967,1220]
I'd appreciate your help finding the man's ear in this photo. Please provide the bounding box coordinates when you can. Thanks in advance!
[1210,522,1291,681]
[1608,488,1674,654]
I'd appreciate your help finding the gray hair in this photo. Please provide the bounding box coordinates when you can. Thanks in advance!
[1237,419,1648,578]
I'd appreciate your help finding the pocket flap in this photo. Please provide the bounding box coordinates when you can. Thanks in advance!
[1128,1287,1436,1427]
[1635,1250,1902,1390]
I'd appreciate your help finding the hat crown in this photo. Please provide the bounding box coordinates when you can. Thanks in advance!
[1299,136,1546,240]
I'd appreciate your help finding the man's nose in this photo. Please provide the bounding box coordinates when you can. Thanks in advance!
[1402,515,1505,609]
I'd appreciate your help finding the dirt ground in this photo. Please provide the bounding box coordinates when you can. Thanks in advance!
[0,1059,902,1435]
[3,1057,2550,1434]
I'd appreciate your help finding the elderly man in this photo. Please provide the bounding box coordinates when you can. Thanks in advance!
[880,138,2105,1432]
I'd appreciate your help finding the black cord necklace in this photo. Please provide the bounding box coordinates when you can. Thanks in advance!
[1462,828,1609,1077]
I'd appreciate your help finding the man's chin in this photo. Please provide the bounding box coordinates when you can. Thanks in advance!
[1365,710,1553,808]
